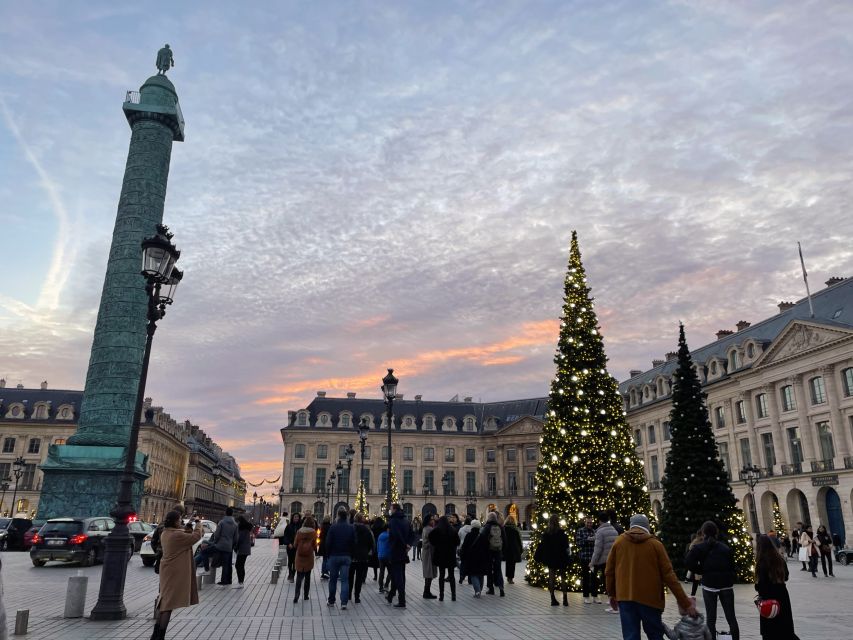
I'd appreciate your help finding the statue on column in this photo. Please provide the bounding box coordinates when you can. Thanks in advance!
[156,44,174,75]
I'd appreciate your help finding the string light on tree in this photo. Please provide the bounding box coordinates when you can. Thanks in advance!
[525,231,650,591]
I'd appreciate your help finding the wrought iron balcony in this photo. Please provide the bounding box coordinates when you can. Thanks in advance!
[780,463,802,476]
[648,481,661,490]
[845,456,853,470]
[811,459,835,473]
[291,486,305,493]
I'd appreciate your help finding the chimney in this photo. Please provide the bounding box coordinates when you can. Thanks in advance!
[287,410,295,424]
[629,370,643,378]
[825,276,845,288]
[40,380,48,390]
[16,383,24,389]
[778,301,795,313]
[716,329,734,340]
[736,320,751,331]
[666,351,678,361]
[463,396,473,402]
[316,391,326,398]
[414,395,422,401]
[346,392,356,399]
[396,394,404,400]
[652,359,664,368]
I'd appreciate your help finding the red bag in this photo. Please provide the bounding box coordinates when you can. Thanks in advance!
[754,596,781,619]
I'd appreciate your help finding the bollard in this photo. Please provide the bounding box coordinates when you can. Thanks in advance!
[14,609,29,636]
[271,569,279,584]
[197,574,204,591]
[63,576,88,618]
[203,566,218,585]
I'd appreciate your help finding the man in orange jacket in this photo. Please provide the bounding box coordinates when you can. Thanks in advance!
[605,514,698,640]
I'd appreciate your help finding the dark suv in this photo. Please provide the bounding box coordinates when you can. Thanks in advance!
[29,517,120,567]
[0,517,33,551]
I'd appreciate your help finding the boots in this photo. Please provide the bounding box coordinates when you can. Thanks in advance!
[550,591,559,606]
[450,576,456,601]
[563,592,569,607]
[423,578,436,599]
[439,577,444,601]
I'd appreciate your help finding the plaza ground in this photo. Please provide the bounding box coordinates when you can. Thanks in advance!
[1,540,851,639]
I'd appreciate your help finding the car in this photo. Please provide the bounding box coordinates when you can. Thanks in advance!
[520,529,531,559]
[22,521,46,551]
[835,547,853,565]
[128,521,155,552]
[256,526,271,539]
[0,517,33,551]
[29,517,129,567]
[139,519,217,567]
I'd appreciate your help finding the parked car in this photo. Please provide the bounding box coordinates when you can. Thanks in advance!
[29,517,129,567]
[139,519,216,567]
[22,521,46,551]
[128,521,155,552]
[256,526,271,539]
[835,547,853,565]
[0,517,33,551]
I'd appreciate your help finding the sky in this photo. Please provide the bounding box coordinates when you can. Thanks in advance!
[1,1,852,483]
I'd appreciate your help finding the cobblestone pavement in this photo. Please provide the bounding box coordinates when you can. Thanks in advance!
[1,541,851,639]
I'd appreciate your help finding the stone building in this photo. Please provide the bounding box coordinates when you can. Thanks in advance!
[138,399,191,522]
[619,276,853,544]
[280,394,546,525]
[183,424,246,521]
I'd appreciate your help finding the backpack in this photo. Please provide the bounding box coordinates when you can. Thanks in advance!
[488,524,503,552]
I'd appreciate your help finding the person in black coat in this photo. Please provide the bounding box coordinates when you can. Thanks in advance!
[318,515,331,579]
[684,521,740,640]
[369,517,385,580]
[282,512,302,581]
[755,534,797,640]
[428,515,460,601]
[347,514,375,603]
[386,504,413,608]
[534,514,570,607]
[460,520,489,596]
[503,515,523,584]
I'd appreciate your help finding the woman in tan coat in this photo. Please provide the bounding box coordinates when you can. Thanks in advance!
[293,516,317,603]
[152,511,204,639]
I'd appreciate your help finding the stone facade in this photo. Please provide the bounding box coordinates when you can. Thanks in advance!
[620,277,853,544]
[183,425,246,521]
[280,395,545,526]
[137,399,190,523]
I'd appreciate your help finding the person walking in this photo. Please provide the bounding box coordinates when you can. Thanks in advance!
[460,520,489,597]
[815,525,834,577]
[325,508,355,609]
[318,514,331,579]
[386,503,413,608]
[605,514,698,639]
[421,513,439,599]
[457,516,473,584]
[799,525,819,577]
[755,534,797,640]
[576,515,598,604]
[234,515,253,588]
[376,522,392,593]
[369,516,385,581]
[792,522,805,569]
[151,511,204,639]
[282,512,302,582]
[293,516,317,604]
[590,511,618,610]
[347,513,375,604]
[686,530,705,597]
[212,507,238,586]
[412,516,423,560]
[684,521,739,640]
[482,511,506,597]
[503,515,523,585]
[534,514,570,606]
[429,515,460,601]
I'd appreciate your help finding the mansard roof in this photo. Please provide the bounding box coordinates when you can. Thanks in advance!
[0,387,83,422]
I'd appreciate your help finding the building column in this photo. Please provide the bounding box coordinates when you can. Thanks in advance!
[793,377,818,463]
[742,392,763,472]
[764,382,788,468]
[823,364,852,460]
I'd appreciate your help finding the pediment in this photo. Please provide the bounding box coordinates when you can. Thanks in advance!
[496,416,543,436]
[754,320,853,367]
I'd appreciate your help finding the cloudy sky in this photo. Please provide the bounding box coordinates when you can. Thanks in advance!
[1,1,852,482]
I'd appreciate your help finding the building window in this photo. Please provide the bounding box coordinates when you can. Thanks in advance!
[54,438,66,445]
[486,449,496,463]
[291,467,304,491]
[423,470,434,492]
[424,416,435,430]
[464,417,475,432]
[424,447,435,462]
[381,446,389,461]
[506,448,517,462]
[296,412,307,426]
[817,421,835,461]
[739,438,752,467]
[404,416,414,429]
[315,467,326,491]
[317,444,328,459]
[650,455,659,483]
[445,470,456,494]
[507,472,517,494]
[735,401,746,424]
[361,468,370,488]
[714,407,726,429]
[444,418,455,430]
[403,469,414,494]
[755,394,768,419]
[786,427,803,464]
[486,472,497,495]
[341,414,350,427]
[363,446,371,460]
[27,438,41,455]
[403,446,414,461]
[634,429,643,446]
[810,377,827,405]
[466,471,476,493]
[525,447,537,461]
[647,425,656,444]
[338,445,348,459]
[710,361,718,376]
[294,444,306,459]
[761,433,776,468]
[381,469,389,493]
[746,343,755,359]
[465,448,475,463]
[527,471,536,493]
[319,414,330,426]
[718,442,731,479]
[662,421,671,441]
[2,438,15,454]
[729,351,739,371]
[780,385,796,412]
[59,406,72,419]
[843,368,853,397]
[445,448,455,463]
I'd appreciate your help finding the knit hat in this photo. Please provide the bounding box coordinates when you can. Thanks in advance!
[470,520,481,528]
[629,514,650,532]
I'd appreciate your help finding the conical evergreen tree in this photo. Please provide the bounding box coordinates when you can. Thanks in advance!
[659,324,753,581]
[380,463,400,515]
[355,480,368,514]
[526,231,650,590]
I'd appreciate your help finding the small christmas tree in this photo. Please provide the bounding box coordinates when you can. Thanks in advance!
[355,480,368,513]
[526,231,650,590]
[772,500,787,537]
[380,463,400,514]
[658,324,754,581]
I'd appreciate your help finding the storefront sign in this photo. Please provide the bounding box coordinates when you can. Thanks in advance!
[812,475,839,487]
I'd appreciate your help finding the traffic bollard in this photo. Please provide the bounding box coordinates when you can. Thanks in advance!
[271,568,279,584]
[63,576,88,618]
[14,609,29,635]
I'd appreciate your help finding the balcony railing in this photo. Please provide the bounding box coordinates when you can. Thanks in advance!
[648,481,661,490]
[845,456,853,470]
[291,486,305,493]
[124,91,185,132]
[811,459,835,473]
[781,463,802,476]
[442,488,458,496]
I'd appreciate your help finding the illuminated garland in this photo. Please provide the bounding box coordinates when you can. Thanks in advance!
[525,231,650,591]
[380,463,400,515]
[355,480,368,513]
[246,475,281,487]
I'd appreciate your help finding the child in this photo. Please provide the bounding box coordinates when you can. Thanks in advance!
[663,598,713,640]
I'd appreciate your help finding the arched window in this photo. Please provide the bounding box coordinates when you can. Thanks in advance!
[423,415,435,430]
[297,412,308,426]
[729,350,740,371]
[464,417,475,432]
[444,417,455,430]
[289,501,303,515]
[340,414,351,428]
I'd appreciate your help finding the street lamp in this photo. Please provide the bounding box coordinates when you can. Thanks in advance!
[9,456,25,516]
[0,479,9,516]
[741,464,761,534]
[326,477,334,518]
[441,472,450,514]
[278,486,285,521]
[344,443,355,507]
[381,368,398,515]
[358,417,369,509]
[211,466,222,517]
[91,223,182,621]
[335,460,343,508]
[252,491,258,522]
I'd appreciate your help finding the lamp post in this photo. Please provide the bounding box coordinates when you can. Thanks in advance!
[252,491,258,522]
[91,223,182,620]
[211,466,222,518]
[0,479,10,516]
[381,369,398,516]
[278,486,285,521]
[344,444,355,507]
[9,457,25,516]
[741,464,761,534]
[358,418,369,502]
[335,460,343,508]
[441,472,450,514]
[326,477,334,518]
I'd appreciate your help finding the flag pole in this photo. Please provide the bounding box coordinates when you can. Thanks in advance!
[798,242,815,318]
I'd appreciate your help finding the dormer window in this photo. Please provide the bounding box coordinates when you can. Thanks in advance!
[444,417,455,430]
[629,389,638,406]
[424,415,435,430]
[341,414,351,428]
[296,412,308,426]
[319,413,329,426]
[746,342,755,359]
[58,405,73,420]
[710,361,717,376]
[464,417,475,432]
[33,403,49,419]
[729,350,740,371]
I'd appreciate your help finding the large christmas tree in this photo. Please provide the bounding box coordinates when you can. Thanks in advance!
[380,463,400,515]
[526,231,650,590]
[658,324,753,581]
[355,481,368,514]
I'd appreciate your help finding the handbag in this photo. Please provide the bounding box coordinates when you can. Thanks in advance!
[754,596,781,619]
